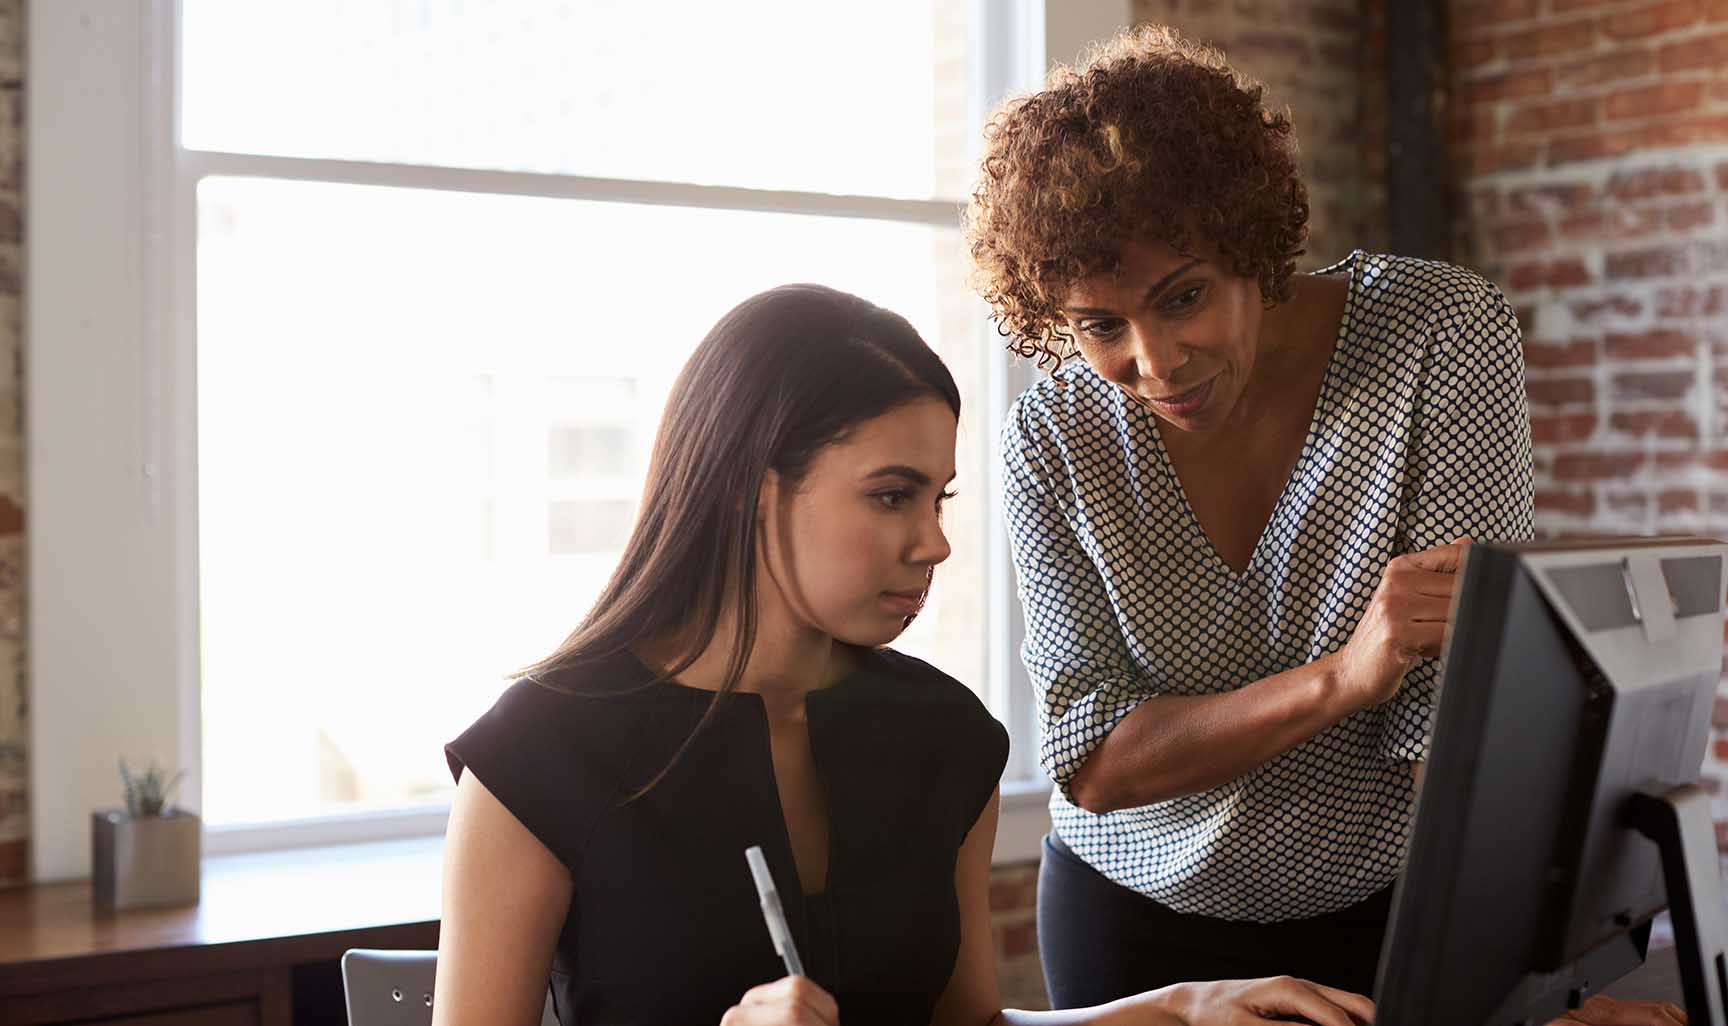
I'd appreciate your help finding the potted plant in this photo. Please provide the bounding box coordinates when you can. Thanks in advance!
[91,757,200,909]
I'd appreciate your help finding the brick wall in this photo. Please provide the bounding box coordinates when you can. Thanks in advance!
[0,0,24,889]
[1449,0,1728,840]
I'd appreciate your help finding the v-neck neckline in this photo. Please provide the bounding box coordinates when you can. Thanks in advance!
[1139,250,1363,583]
[622,647,882,900]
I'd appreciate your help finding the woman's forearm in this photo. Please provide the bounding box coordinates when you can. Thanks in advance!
[1065,651,1366,813]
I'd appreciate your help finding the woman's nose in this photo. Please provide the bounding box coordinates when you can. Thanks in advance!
[1128,327,1189,384]
[913,511,952,567]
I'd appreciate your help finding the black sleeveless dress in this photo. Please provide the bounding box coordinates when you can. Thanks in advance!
[445,646,1009,1026]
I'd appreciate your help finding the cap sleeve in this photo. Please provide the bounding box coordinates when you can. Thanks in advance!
[445,678,636,872]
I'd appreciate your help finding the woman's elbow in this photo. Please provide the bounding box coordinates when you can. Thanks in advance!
[1066,762,1123,814]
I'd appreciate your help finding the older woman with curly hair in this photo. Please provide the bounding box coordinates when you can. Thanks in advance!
[968,24,1536,1004]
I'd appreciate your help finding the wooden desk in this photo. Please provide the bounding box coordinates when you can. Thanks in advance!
[0,837,442,1026]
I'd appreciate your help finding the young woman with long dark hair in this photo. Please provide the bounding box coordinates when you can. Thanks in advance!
[433,284,1375,1026]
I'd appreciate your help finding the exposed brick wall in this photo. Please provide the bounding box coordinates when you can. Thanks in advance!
[0,0,24,889]
[1132,0,1390,266]
[1449,0,1728,839]
[990,862,1047,1009]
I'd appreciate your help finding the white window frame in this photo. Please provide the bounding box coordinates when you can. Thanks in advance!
[27,0,1131,879]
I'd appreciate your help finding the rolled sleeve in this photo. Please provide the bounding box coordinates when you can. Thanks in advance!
[1001,396,1153,800]
[1382,281,1535,762]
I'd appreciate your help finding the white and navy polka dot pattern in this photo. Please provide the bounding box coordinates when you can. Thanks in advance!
[1001,251,1535,922]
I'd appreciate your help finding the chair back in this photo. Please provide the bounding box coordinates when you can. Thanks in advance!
[341,948,559,1026]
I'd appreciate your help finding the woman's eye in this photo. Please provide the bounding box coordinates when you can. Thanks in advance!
[1165,284,1205,313]
[875,490,910,510]
[1077,319,1122,340]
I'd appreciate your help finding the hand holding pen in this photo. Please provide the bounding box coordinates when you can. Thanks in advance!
[724,846,838,1026]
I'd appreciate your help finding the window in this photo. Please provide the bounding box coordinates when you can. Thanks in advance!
[29,0,1101,874]
[185,0,1006,835]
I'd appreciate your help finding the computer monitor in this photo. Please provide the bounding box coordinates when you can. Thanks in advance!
[1374,538,1728,1026]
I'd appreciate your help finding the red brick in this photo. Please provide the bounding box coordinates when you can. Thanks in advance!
[1554,0,1621,9]
[1531,412,1599,443]
[1657,30,1728,72]
[1655,284,1727,317]
[1491,219,1555,252]
[1659,488,1702,513]
[1605,0,1704,40]
[1527,376,1596,406]
[1507,257,1594,289]
[0,496,23,535]
[1557,50,1657,89]
[1634,113,1728,150]
[1507,182,1595,215]
[1605,81,1708,121]
[1606,491,1652,516]
[1506,96,1600,136]
[1667,200,1718,231]
[1504,19,1600,61]
[1453,36,1499,71]
[1457,0,1543,23]
[1609,409,1702,439]
[1550,129,1640,165]
[999,921,1038,958]
[1605,244,1689,279]
[1234,33,1313,64]
[1559,207,1664,241]
[1536,488,1597,516]
[1452,104,1502,146]
[1606,166,1708,199]
[1526,338,1598,369]
[1465,67,1557,104]
[1459,140,1545,176]
[0,839,22,884]
[1553,451,1647,481]
[1605,328,1696,359]
[1612,370,1695,399]
[1571,294,1645,321]
[989,876,1036,911]
[1714,697,1728,729]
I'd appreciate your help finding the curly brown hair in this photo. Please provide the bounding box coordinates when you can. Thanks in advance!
[965,24,1310,367]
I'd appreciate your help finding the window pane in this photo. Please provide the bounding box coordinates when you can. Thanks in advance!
[196,178,986,826]
[181,0,974,201]
[548,500,636,554]
[549,426,636,479]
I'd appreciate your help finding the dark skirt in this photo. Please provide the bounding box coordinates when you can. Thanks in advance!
[1037,832,1393,1008]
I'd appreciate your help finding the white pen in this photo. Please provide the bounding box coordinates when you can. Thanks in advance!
[744,845,806,978]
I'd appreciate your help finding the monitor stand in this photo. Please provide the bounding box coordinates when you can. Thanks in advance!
[1629,784,1728,1026]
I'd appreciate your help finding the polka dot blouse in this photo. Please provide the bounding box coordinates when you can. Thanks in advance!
[1001,251,1535,921]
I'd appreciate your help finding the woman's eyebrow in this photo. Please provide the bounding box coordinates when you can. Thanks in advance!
[863,465,957,486]
[1064,258,1205,316]
[865,465,932,485]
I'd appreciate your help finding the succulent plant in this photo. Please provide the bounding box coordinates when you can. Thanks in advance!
[118,756,185,818]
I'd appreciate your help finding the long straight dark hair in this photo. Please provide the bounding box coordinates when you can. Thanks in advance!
[519,284,961,795]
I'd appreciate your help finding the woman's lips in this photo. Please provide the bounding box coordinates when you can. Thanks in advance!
[882,591,924,614]
[1142,378,1213,418]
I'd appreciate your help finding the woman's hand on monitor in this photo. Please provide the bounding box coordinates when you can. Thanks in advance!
[1332,538,1473,709]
